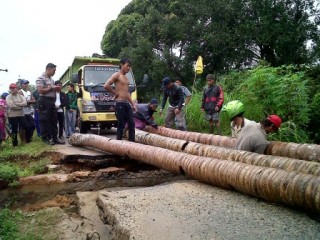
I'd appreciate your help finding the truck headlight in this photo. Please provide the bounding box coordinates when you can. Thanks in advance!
[82,100,96,112]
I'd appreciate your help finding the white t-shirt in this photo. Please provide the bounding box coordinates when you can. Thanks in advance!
[55,92,63,112]
[20,89,33,115]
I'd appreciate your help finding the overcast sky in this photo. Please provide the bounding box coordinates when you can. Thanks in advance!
[0,0,132,93]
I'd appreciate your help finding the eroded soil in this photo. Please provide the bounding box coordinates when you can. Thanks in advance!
[1,147,183,240]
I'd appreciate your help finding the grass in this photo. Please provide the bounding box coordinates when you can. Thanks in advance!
[0,207,60,240]
[0,135,59,240]
[0,135,52,185]
[155,90,233,135]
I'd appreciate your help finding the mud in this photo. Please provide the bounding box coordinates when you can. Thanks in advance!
[0,146,185,239]
[1,136,320,240]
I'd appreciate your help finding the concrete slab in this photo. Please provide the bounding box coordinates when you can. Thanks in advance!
[53,128,118,156]
[98,180,320,240]
[53,141,107,156]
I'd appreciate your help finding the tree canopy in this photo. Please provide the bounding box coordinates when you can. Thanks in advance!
[101,0,319,90]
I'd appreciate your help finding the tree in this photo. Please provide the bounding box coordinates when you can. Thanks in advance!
[100,0,320,97]
[243,0,319,66]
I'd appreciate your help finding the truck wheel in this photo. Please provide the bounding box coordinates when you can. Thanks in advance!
[79,120,89,134]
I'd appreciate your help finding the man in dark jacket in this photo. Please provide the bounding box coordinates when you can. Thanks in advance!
[201,74,224,134]
[160,77,186,130]
[54,81,67,142]
[133,99,158,130]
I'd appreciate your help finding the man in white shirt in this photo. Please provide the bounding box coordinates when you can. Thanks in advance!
[54,81,67,143]
[19,79,35,143]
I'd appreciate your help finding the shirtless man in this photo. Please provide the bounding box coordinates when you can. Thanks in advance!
[104,58,136,141]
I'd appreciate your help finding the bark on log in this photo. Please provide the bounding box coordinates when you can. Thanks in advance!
[144,126,320,162]
[135,130,320,176]
[69,133,320,214]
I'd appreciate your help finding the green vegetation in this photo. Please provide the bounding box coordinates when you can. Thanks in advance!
[156,64,320,143]
[0,207,60,240]
[100,0,320,143]
[0,137,51,185]
[0,137,56,240]
[101,0,319,91]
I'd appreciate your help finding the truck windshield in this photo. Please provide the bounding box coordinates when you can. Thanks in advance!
[83,66,135,87]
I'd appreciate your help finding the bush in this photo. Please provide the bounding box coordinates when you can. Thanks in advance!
[308,92,320,143]
[221,64,312,143]
[0,164,19,182]
[0,208,21,240]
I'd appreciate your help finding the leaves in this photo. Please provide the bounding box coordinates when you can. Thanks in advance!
[101,0,320,88]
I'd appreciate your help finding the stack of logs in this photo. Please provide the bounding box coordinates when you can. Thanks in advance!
[69,126,320,214]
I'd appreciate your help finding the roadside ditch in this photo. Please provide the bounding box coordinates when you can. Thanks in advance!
[0,150,185,240]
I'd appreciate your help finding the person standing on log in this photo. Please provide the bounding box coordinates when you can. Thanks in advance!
[104,58,137,142]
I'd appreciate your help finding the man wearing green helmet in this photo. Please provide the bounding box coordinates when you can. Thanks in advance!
[222,100,255,138]
[234,115,282,154]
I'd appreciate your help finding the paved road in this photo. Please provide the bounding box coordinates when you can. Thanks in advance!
[53,130,320,239]
[98,180,320,240]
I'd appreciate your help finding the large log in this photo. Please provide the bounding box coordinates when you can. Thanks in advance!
[69,133,320,214]
[135,130,320,176]
[144,126,320,162]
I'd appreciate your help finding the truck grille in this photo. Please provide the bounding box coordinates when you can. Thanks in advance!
[94,101,116,112]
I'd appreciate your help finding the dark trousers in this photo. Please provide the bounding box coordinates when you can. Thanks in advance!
[8,116,23,146]
[57,111,64,138]
[38,97,58,141]
[21,114,35,142]
[34,110,41,137]
[115,102,135,142]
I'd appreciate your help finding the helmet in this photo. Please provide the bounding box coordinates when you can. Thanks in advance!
[267,114,282,129]
[221,100,245,120]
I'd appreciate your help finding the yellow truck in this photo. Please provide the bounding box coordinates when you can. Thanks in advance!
[59,56,137,134]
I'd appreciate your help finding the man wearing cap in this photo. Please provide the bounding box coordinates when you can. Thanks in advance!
[6,83,27,147]
[160,77,186,130]
[36,63,64,145]
[133,98,159,130]
[234,115,282,154]
[18,79,36,143]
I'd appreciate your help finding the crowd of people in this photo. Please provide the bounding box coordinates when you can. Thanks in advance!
[0,58,282,156]
[0,63,80,147]
[106,58,282,155]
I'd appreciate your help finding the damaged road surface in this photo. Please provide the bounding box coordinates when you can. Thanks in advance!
[1,132,320,240]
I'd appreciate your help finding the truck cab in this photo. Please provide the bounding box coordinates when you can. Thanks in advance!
[60,56,137,134]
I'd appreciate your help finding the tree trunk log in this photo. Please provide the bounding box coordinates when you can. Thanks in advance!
[69,133,320,214]
[144,126,320,162]
[135,130,320,176]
